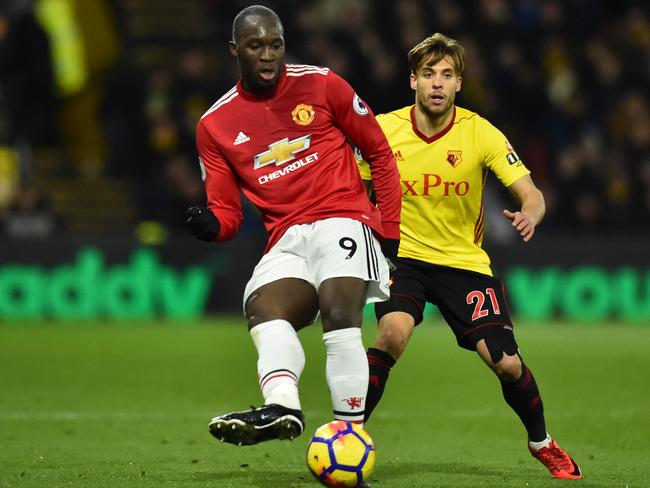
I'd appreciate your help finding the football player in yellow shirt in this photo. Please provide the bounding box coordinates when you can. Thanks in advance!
[358,33,582,480]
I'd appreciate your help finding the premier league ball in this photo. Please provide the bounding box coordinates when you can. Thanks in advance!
[306,421,376,487]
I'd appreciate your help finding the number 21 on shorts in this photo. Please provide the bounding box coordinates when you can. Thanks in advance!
[466,288,501,321]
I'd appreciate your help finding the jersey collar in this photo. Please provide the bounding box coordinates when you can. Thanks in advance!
[410,105,456,143]
[236,65,287,101]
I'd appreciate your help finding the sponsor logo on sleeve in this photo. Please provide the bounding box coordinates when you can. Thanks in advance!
[352,94,369,116]
[505,140,521,165]
[506,151,521,165]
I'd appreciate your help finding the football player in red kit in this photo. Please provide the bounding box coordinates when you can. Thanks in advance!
[186,5,401,447]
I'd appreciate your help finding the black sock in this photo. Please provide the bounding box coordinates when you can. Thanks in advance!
[365,347,396,422]
[500,364,547,442]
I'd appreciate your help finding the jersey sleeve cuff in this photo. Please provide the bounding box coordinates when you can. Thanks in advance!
[381,222,401,240]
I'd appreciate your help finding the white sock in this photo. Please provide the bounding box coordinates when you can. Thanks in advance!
[529,433,552,451]
[250,320,304,410]
[323,327,368,424]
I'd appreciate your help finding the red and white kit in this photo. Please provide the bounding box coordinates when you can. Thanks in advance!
[196,64,401,251]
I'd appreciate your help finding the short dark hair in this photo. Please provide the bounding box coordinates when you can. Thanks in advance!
[232,5,283,43]
[408,33,465,76]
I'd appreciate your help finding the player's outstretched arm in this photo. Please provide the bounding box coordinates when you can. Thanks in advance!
[504,175,545,243]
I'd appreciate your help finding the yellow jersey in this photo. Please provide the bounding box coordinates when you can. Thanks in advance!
[358,105,530,276]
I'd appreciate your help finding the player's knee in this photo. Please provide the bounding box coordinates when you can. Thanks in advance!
[373,312,414,359]
[494,353,522,382]
[321,305,362,331]
[246,301,279,328]
[374,324,409,359]
[476,327,520,377]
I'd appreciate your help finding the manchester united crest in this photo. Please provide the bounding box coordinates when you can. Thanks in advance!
[292,104,315,126]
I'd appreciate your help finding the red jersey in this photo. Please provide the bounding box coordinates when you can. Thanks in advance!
[196,64,401,252]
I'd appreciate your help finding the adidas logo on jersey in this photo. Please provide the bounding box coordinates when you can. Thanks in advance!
[394,150,405,161]
[234,131,250,145]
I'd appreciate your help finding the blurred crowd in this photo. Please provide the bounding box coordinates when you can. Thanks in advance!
[1,0,648,240]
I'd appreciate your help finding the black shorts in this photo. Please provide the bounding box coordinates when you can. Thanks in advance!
[376,257,515,351]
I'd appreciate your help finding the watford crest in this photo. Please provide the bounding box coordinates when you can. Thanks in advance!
[446,150,462,167]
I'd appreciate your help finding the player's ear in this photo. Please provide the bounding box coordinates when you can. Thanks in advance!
[456,76,462,92]
[228,41,238,57]
[410,73,417,91]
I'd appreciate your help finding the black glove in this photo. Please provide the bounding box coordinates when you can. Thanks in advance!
[381,238,399,273]
[185,206,221,242]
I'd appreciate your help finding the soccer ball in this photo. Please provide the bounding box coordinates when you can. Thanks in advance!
[306,421,376,487]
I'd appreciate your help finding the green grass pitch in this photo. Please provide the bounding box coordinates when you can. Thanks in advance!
[1,319,649,487]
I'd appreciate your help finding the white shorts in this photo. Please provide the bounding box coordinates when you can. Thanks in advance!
[243,217,390,310]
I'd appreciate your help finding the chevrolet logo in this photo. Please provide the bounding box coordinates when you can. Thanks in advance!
[254,135,311,169]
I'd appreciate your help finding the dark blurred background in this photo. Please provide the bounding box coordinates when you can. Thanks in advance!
[0,0,648,321]
[1,0,648,237]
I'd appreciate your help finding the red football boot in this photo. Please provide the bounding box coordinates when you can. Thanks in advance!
[529,439,583,479]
